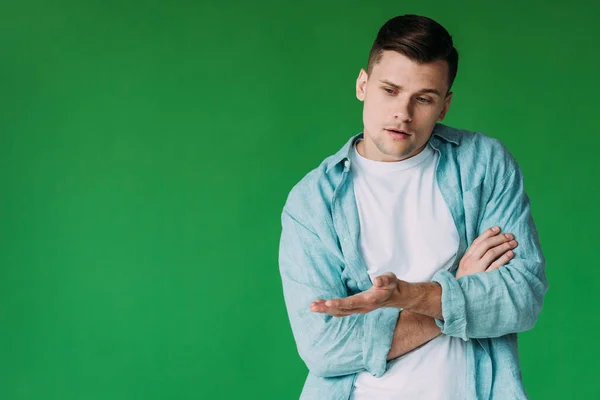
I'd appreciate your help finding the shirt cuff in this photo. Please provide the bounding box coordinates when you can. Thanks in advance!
[361,307,401,377]
[431,269,469,340]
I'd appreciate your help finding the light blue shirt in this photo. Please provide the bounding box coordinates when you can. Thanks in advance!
[278,123,548,399]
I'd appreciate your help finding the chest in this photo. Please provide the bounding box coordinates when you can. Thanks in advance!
[352,167,460,281]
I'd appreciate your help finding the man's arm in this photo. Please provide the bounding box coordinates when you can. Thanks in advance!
[316,143,548,340]
[280,202,485,374]
[386,310,441,360]
[279,208,400,378]
[314,226,518,319]
[384,228,517,360]
[391,227,521,321]
[312,228,517,361]
[314,144,547,340]
[429,144,548,340]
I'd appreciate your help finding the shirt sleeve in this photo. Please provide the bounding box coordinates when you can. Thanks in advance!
[431,150,548,340]
[279,208,400,378]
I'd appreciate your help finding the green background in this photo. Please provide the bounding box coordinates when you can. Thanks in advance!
[0,0,597,398]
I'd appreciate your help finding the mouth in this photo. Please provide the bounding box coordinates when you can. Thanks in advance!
[385,128,411,139]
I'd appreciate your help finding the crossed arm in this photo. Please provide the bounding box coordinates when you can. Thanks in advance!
[310,227,518,360]
[279,158,547,377]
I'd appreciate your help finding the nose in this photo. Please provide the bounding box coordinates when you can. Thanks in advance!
[393,98,413,123]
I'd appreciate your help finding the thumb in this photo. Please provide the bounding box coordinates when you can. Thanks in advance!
[374,272,396,287]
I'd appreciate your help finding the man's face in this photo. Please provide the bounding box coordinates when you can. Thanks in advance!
[356,50,453,162]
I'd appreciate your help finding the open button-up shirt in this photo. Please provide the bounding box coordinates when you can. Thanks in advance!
[278,123,548,399]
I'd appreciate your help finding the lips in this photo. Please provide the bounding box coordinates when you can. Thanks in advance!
[386,128,410,135]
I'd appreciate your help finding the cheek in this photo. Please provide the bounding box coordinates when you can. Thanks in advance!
[416,105,441,121]
[365,99,387,120]
[363,101,379,122]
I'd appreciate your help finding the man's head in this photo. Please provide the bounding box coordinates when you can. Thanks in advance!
[356,15,459,162]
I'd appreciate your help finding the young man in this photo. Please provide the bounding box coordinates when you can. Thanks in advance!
[278,14,547,400]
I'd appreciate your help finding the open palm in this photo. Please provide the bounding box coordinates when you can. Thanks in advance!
[310,272,400,317]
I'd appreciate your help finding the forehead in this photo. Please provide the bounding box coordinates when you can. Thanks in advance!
[371,50,449,91]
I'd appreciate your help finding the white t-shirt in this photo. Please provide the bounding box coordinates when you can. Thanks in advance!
[349,141,467,400]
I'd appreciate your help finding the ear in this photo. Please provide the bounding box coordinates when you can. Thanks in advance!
[356,68,368,101]
[438,91,453,120]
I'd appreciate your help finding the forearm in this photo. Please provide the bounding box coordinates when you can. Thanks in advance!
[386,309,441,360]
[394,280,444,320]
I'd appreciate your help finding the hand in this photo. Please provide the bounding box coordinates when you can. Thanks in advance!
[310,272,400,317]
[456,226,518,279]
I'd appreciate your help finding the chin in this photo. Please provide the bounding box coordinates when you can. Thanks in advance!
[390,146,420,159]
[379,149,410,161]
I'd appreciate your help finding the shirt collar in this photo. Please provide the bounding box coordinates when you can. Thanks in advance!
[325,122,461,174]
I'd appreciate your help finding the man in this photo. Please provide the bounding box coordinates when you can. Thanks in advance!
[278,14,547,400]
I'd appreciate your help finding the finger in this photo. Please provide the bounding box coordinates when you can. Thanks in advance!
[310,299,336,313]
[473,226,501,246]
[310,302,325,312]
[334,307,374,316]
[310,299,326,307]
[311,304,346,314]
[311,297,359,313]
[326,294,367,311]
[481,240,518,266]
[486,250,514,271]
[311,302,367,316]
[326,290,385,312]
[471,232,515,260]
[466,226,501,256]
[373,272,395,288]
[312,298,377,315]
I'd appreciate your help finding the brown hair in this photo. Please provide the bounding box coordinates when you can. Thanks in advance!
[367,15,459,92]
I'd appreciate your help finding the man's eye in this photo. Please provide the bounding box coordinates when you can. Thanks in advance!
[383,88,395,94]
[417,97,432,103]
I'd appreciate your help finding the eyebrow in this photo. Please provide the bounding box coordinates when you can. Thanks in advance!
[377,79,442,96]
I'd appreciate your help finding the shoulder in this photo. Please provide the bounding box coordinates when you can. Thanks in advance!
[437,124,521,186]
[281,150,342,228]
[470,130,520,185]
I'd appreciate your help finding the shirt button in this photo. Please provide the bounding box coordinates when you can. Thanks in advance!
[344,160,350,169]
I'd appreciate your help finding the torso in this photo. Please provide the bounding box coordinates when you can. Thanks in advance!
[349,141,467,400]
